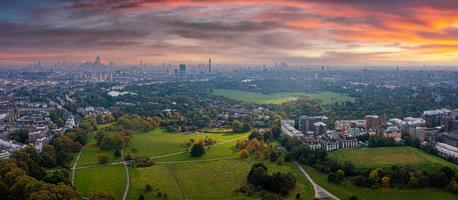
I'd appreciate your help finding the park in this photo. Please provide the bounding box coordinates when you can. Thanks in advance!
[212,89,354,105]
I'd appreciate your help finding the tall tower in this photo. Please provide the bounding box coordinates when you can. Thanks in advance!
[95,56,101,65]
[208,58,212,73]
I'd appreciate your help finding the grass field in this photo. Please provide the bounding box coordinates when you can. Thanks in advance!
[75,165,126,199]
[128,159,314,200]
[212,89,354,104]
[77,132,121,166]
[128,164,183,200]
[127,128,251,159]
[328,146,458,172]
[302,164,458,200]
[76,127,314,199]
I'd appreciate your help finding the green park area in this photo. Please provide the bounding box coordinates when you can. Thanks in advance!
[302,164,458,200]
[212,89,354,104]
[77,132,121,166]
[75,165,126,199]
[126,128,251,159]
[75,127,314,199]
[128,159,313,200]
[328,146,458,172]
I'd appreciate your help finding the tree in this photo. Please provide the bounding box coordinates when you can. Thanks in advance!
[90,191,117,200]
[343,161,357,176]
[336,170,345,183]
[381,176,390,187]
[240,149,249,159]
[429,172,449,188]
[38,145,56,168]
[190,143,205,157]
[242,123,251,132]
[113,149,121,158]
[97,155,108,164]
[328,172,338,183]
[247,163,268,186]
[8,129,29,144]
[352,175,367,187]
[269,152,279,162]
[232,120,243,133]
[271,124,281,139]
[145,184,153,192]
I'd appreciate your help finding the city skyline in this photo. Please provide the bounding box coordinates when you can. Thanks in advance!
[1,0,458,67]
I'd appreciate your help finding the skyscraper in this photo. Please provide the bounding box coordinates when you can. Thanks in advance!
[179,64,186,78]
[208,58,212,73]
[95,56,101,65]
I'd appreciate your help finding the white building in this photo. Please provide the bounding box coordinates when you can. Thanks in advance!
[436,142,458,162]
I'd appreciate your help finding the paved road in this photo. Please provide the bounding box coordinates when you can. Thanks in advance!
[293,160,340,200]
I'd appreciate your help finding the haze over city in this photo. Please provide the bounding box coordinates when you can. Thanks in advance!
[1,0,458,67]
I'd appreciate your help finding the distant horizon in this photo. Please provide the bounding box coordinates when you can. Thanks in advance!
[1,0,458,66]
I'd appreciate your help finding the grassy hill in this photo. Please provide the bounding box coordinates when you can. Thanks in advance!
[75,127,315,199]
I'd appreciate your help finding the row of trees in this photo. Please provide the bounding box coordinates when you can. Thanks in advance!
[351,166,458,193]
[237,131,277,160]
[116,114,160,131]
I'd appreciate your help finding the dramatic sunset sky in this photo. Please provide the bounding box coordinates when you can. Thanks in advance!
[0,0,457,66]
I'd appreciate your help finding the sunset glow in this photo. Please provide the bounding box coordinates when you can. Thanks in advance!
[1,0,457,66]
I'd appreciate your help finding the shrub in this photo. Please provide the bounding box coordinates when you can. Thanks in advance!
[269,152,279,162]
[97,154,108,164]
[124,154,133,161]
[190,143,205,157]
[352,175,367,187]
[240,149,249,159]
[145,184,153,192]
[133,157,155,168]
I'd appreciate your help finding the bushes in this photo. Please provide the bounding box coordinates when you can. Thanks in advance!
[132,157,155,168]
[116,114,158,131]
[240,149,249,159]
[190,143,205,157]
[97,154,108,164]
[247,163,296,196]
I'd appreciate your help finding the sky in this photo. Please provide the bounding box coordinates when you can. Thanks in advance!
[0,0,457,67]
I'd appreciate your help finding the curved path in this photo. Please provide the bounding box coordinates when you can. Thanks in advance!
[293,160,340,200]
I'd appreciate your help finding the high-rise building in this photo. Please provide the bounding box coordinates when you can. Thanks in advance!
[95,56,101,65]
[208,58,212,73]
[179,64,186,78]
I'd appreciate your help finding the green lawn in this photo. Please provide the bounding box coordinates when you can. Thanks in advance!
[75,165,126,199]
[129,159,314,200]
[328,146,458,172]
[302,164,458,200]
[212,89,354,105]
[128,164,183,200]
[77,132,121,166]
[127,128,250,159]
